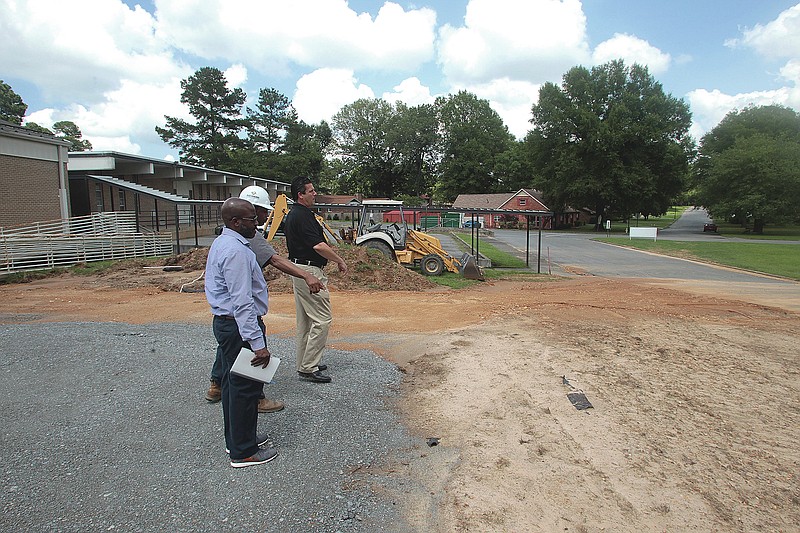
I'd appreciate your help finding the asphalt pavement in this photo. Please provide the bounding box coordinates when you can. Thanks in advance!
[486,208,798,283]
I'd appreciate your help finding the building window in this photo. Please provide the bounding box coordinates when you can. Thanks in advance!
[95,184,104,212]
[118,189,126,210]
[519,198,527,206]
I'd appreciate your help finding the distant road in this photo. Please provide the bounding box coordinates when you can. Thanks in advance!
[657,207,722,241]
[485,208,800,311]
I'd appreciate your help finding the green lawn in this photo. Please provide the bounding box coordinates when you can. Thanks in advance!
[597,238,800,280]
[628,206,690,228]
[448,232,527,268]
[708,222,800,240]
[567,206,701,234]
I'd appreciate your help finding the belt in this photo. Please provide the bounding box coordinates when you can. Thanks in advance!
[291,258,325,268]
[215,315,264,322]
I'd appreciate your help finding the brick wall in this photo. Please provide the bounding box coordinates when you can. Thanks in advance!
[0,154,63,228]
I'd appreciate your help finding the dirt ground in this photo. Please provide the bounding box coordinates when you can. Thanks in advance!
[1,249,798,532]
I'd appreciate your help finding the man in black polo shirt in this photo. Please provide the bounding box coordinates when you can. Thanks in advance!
[284,177,347,383]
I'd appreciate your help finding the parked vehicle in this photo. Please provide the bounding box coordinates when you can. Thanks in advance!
[463,220,482,228]
[703,223,718,232]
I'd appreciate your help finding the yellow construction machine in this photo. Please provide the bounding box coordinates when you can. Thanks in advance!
[264,196,483,280]
[264,194,340,244]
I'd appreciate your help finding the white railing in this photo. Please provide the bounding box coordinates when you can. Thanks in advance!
[1,212,173,275]
[0,212,140,237]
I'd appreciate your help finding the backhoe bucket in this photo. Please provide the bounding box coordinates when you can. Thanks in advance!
[459,253,484,281]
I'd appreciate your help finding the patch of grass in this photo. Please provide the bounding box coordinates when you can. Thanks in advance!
[638,206,690,226]
[0,269,63,285]
[597,238,800,280]
[558,206,691,234]
[68,261,120,275]
[481,269,557,281]
[450,234,527,268]
[426,267,557,288]
[711,222,800,240]
[427,271,480,289]
[0,257,164,285]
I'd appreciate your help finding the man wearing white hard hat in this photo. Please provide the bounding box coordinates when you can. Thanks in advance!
[205,186,323,414]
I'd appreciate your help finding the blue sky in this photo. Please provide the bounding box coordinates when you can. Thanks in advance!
[2,0,798,160]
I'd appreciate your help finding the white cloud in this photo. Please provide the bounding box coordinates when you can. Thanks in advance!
[437,0,591,85]
[382,78,435,106]
[686,86,800,140]
[689,4,800,140]
[725,4,800,58]
[458,79,541,139]
[224,64,249,89]
[293,69,375,124]
[27,78,190,157]
[154,0,436,73]
[592,33,671,74]
[0,0,193,157]
[0,0,180,103]
[780,59,800,84]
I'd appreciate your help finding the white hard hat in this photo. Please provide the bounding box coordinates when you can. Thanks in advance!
[239,186,273,210]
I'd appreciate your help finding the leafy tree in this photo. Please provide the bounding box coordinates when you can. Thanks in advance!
[236,88,296,178]
[529,60,693,228]
[281,119,332,179]
[391,102,439,197]
[331,98,403,198]
[331,99,440,198]
[0,80,27,124]
[53,120,92,151]
[494,140,537,192]
[246,88,297,153]
[435,91,514,202]
[22,120,92,151]
[156,67,247,170]
[693,105,800,233]
[23,122,53,134]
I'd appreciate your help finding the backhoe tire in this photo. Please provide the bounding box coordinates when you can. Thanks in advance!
[420,254,445,276]
[362,240,394,260]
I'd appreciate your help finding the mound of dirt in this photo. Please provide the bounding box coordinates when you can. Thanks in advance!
[93,239,438,293]
[263,241,438,292]
[161,247,209,271]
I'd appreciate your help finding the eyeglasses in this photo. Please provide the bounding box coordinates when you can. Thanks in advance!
[235,215,258,223]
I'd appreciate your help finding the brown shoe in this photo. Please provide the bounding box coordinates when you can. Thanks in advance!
[258,398,285,413]
[204,380,221,403]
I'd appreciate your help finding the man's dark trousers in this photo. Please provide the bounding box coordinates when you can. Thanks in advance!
[212,315,265,459]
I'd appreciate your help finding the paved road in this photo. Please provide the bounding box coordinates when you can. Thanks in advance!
[657,207,722,241]
[482,208,800,311]
[489,228,786,283]
[487,208,796,281]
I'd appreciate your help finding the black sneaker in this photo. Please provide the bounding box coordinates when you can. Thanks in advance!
[230,447,277,468]
[298,370,332,383]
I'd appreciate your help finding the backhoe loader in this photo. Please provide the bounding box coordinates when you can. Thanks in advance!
[264,195,483,280]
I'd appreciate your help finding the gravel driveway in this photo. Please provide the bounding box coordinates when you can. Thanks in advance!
[1,321,421,532]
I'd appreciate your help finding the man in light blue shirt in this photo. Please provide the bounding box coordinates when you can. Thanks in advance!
[205,198,297,467]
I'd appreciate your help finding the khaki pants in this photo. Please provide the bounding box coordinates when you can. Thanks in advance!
[291,264,331,373]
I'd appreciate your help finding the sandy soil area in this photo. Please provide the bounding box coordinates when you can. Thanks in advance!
[1,261,797,532]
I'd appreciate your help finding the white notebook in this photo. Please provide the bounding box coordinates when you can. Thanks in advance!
[230,347,280,383]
